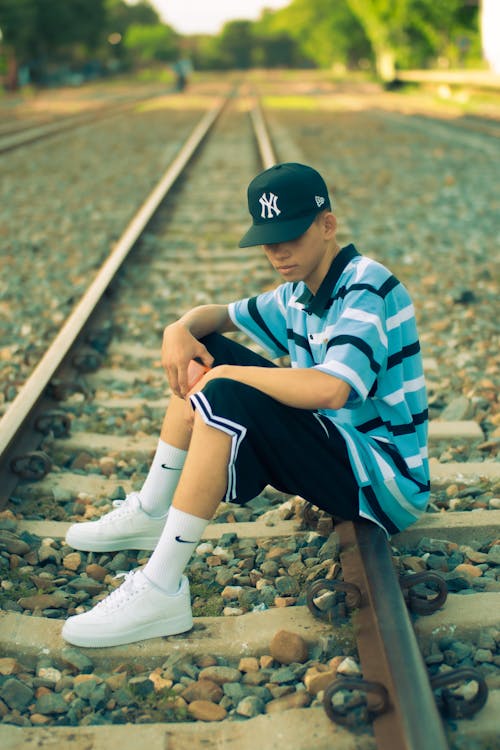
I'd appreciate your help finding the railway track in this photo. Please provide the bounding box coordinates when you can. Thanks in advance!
[0,88,498,750]
[0,89,169,155]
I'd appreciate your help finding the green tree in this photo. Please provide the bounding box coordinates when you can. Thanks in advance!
[105,0,159,37]
[0,0,37,88]
[0,0,106,88]
[258,0,371,70]
[123,22,179,64]
[344,0,407,80]
[213,20,255,69]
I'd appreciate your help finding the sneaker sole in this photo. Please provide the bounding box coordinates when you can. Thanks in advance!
[64,534,161,552]
[62,613,193,648]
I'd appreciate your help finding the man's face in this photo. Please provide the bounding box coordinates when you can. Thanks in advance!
[262,213,335,293]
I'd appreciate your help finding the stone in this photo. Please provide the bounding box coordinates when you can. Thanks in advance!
[474,649,493,663]
[62,552,81,571]
[0,658,21,675]
[128,675,154,697]
[304,669,337,695]
[275,575,300,596]
[181,679,223,704]
[0,678,34,711]
[29,713,51,725]
[460,546,488,564]
[67,576,105,595]
[402,555,427,573]
[337,657,361,676]
[0,531,30,556]
[454,563,482,578]
[238,657,259,673]
[440,396,472,421]
[260,655,274,669]
[85,563,108,581]
[60,648,94,674]
[38,544,61,564]
[265,690,311,713]
[18,594,69,610]
[486,544,500,565]
[74,677,101,700]
[221,585,242,600]
[99,456,116,476]
[35,692,68,715]
[187,700,227,721]
[37,667,62,684]
[198,666,241,685]
[236,695,265,717]
[270,630,308,665]
[274,596,297,607]
[148,672,173,692]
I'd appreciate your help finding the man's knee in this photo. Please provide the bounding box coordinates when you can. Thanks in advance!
[200,378,262,422]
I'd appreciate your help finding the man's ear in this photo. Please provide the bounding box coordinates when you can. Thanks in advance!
[323,211,337,238]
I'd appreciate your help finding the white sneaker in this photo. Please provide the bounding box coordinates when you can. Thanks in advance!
[65,492,166,552]
[62,569,193,647]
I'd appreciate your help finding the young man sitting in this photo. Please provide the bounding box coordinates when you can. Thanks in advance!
[62,162,429,648]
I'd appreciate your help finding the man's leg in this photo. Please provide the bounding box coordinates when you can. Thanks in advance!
[61,412,232,647]
[141,412,230,593]
[65,333,275,552]
[137,394,191,515]
[64,394,192,552]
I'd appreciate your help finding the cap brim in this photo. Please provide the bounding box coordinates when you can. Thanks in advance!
[238,213,317,248]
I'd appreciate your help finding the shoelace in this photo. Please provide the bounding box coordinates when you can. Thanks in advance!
[97,493,139,525]
[95,570,146,613]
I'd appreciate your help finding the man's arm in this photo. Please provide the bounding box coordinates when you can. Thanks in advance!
[191,364,351,412]
[162,304,237,397]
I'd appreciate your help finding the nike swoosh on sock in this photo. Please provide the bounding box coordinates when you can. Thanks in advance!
[175,535,196,544]
[161,464,182,470]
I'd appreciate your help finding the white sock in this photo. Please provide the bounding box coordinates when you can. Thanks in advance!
[143,506,209,594]
[139,440,187,517]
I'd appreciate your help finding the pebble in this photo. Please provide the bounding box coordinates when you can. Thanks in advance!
[266,691,311,713]
[337,657,361,676]
[198,666,241,685]
[0,658,21,676]
[270,630,309,665]
[0,679,34,711]
[181,679,223,703]
[187,700,227,721]
[18,593,69,610]
[486,544,500,565]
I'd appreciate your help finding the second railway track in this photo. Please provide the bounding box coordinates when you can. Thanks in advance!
[0,84,499,750]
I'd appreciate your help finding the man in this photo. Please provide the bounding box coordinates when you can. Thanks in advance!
[62,162,429,648]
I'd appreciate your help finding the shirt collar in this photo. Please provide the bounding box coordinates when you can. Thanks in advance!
[296,243,360,316]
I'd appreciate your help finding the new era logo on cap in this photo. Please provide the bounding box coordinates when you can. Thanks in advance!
[239,162,332,248]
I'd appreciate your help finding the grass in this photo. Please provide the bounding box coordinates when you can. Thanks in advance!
[0,569,41,608]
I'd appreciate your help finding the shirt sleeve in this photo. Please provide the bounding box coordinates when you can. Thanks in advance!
[314,286,388,403]
[228,287,289,358]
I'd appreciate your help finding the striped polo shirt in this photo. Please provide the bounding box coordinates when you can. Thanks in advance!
[228,243,430,536]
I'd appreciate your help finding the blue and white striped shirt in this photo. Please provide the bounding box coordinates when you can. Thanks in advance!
[228,244,430,535]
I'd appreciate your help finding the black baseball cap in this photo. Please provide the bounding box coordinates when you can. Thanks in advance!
[239,162,331,248]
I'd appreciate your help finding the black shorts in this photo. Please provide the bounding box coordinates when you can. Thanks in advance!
[190,333,360,521]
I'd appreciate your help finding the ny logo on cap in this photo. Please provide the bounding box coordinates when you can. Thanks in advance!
[315,195,325,207]
[259,192,281,219]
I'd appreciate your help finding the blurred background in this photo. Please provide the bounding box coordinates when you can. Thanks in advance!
[0,0,498,92]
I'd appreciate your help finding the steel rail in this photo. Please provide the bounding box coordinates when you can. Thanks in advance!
[249,101,275,169]
[0,96,226,479]
[0,92,166,155]
[336,520,449,750]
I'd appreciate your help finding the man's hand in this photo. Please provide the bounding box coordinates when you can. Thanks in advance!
[162,322,214,398]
